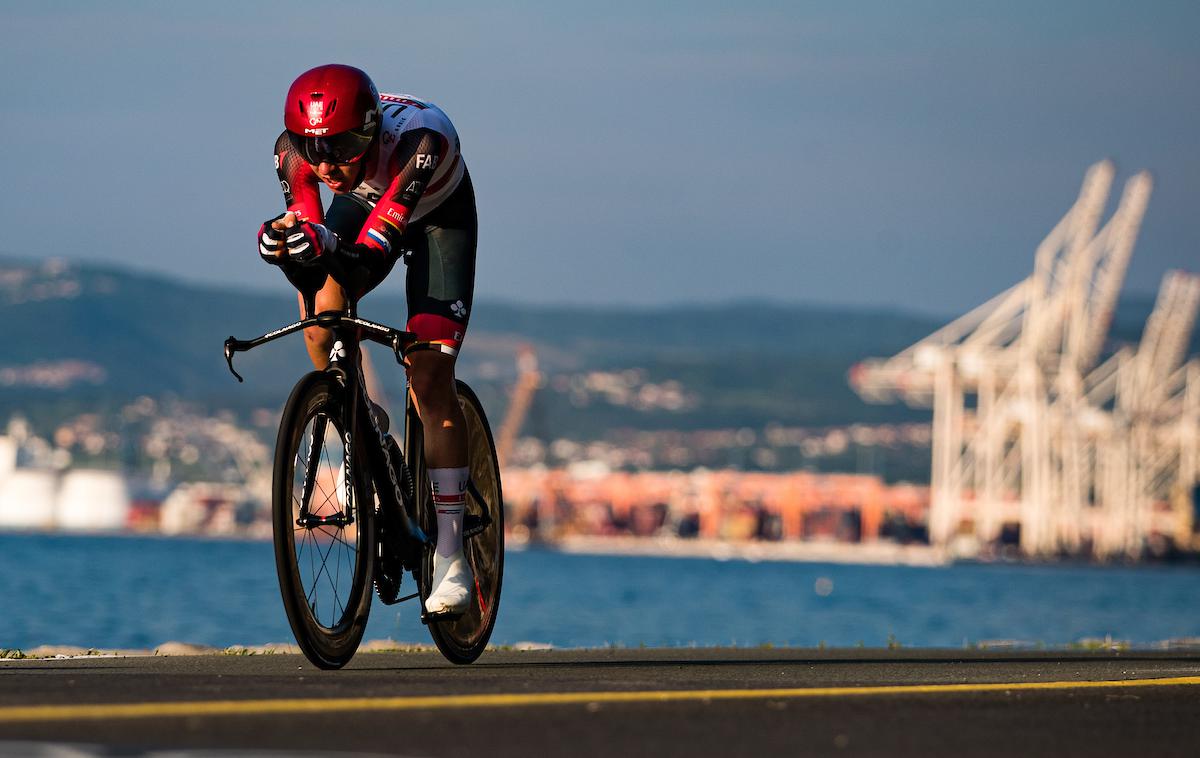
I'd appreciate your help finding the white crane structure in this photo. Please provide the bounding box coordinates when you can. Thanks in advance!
[1093,271,1200,556]
[851,161,1200,558]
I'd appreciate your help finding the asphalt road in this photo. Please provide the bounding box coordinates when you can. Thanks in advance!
[2,648,1199,757]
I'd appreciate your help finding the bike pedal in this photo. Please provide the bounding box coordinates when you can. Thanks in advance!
[421,609,466,625]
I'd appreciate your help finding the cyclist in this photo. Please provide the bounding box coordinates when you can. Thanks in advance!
[257,64,476,617]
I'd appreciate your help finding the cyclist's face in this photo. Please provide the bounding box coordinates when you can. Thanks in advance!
[311,161,359,193]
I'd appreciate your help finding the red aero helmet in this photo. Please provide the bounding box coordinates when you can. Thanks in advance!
[285,64,381,165]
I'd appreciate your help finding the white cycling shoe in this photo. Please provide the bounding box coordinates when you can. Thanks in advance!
[424,550,473,617]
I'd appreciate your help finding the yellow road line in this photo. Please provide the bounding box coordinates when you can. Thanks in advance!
[2,676,1198,724]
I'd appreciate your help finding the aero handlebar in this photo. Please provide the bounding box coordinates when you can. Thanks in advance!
[224,311,416,383]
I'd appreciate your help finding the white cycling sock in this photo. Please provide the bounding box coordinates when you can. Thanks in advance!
[429,466,469,558]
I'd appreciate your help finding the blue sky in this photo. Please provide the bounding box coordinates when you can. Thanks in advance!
[2,1,1197,314]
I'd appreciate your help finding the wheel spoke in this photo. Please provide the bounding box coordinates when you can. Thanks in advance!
[297,415,327,518]
[288,408,362,631]
[333,528,345,617]
[309,526,341,603]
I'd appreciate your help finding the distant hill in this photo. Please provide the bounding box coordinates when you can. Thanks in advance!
[0,257,1191,436]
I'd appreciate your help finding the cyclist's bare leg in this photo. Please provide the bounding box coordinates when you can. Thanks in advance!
[298,277,347,370]
[407,350,467,469]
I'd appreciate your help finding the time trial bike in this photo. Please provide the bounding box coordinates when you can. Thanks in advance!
[223,260,503,670]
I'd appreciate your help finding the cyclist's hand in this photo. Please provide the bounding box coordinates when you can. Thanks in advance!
[258,213,289,264]
[285,221,338,264]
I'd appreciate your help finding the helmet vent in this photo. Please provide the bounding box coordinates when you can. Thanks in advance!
[327,100,338,116]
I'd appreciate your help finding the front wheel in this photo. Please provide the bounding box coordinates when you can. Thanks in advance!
[409,380,505,664]
[273,372,375,669]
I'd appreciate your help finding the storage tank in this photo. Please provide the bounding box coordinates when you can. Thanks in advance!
[55,469,130,531]
[0,469,58,530]
[159,483,208,534]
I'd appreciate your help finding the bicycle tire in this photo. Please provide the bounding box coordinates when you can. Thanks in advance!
[411,380,505,664]
[273,371,375,669]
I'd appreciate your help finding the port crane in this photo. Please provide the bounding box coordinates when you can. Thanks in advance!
[495,344,542,468]
[851,161,1198,558]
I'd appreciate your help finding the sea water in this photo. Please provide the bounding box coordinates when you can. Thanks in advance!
[4,533,1200,651]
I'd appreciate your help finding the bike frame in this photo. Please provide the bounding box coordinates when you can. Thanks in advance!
[225,291,428,548]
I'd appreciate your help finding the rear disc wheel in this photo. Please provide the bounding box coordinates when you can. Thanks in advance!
[413,381,505,664]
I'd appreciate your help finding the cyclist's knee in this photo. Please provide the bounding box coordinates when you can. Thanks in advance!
[297,282,345,360]
[303,324,332,351]
[314,281,346,313]
[407,352,457,413]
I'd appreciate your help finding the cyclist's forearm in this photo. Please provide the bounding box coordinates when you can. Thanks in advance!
[273,131,324,222]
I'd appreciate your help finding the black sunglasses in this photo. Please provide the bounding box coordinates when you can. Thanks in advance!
[289,128,374,165]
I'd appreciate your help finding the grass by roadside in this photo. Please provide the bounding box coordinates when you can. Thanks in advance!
[0,639,559,659]
[4,637,1200,660]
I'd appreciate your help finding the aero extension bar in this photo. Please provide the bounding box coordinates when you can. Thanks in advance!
[224,311,416,383]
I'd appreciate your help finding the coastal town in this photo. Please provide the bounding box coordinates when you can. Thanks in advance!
[0,398,936,562]
[0,233,1197,564]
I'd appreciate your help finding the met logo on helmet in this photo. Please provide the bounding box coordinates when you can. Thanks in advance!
[308,100,324,126]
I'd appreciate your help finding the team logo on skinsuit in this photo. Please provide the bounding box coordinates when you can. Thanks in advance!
[308,101,324,126]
